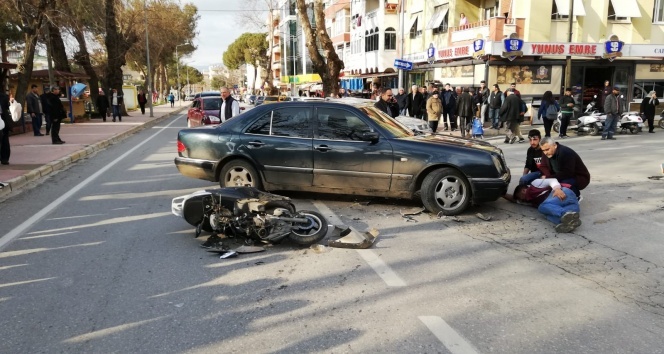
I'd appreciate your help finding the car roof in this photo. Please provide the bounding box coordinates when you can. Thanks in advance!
[195,91,221,97]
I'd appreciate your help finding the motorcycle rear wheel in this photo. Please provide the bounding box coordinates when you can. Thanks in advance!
[588,125,599,136]
[659,119,664,129]
[552,121,560,133]
[629,126,639,134]
[289,210,328,245]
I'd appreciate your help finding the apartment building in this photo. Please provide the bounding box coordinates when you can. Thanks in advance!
[400,0,664,107]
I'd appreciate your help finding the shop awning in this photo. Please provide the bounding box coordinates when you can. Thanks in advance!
[432,0,448,6]
[609,0,642,17]
[427,6,448,29]
[554,0,586,16]
[406,14,419,33]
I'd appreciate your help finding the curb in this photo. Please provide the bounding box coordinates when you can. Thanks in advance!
[0,108,187,199]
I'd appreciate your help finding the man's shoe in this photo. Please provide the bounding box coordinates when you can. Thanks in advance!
[34,133,44,136]
[601,136,607,140]
[560,211,580,225]
[556,212,582,233]
[0,161,9,165]
[59,140,66,144]
[504,138,510,144]
[518,138,525,143]
[53,141,64,145]
[510,136,518,144]
[112,118,116,122]
[577,195,584,203]
[649,131,655,133]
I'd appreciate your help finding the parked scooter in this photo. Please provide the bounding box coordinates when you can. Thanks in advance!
[658,111,664,129]
[553,99,602,135]
[596,111,643,134]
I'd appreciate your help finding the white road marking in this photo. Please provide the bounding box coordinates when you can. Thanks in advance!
[419,316,480,354]
[0,116,182,251]
[312,201,406,287]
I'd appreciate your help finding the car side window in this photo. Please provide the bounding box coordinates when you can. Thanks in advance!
[245,108,311,138]
[317,108,373,141]
[192,99,198,108]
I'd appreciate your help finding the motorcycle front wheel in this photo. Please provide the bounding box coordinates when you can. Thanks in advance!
[552,121,560,133]
[659,119,664,129]
[289,210,328,245]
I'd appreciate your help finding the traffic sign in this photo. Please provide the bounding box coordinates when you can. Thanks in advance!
[394,59,413,71]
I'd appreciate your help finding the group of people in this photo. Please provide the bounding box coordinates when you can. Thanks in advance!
[505,129,591,233]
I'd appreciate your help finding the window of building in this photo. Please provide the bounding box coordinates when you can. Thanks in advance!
[430,5,449,35]
[409,17,422,39]
[654,0,664,23]
[384,27,396,50]
[365,28,378,52]
[484,0,499,19]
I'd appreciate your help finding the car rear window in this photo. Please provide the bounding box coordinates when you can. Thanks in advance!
[264,96,278,101]
[203,98,221,110]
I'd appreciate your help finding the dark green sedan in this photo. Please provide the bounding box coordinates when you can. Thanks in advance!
[175,101,510,215]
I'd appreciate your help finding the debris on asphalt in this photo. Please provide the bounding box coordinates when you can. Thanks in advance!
[328,225,352,238]
[219,250,238,259]
[310,244,330,253]
[647,176,663,180]
[476,213,492,221]
[235,245,265,254]
[328,228,379,249]
[401,208,425,222]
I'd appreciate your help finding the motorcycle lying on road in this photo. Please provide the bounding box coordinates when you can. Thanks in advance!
[172,187,328,248]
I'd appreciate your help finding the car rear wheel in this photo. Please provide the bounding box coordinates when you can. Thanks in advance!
[219,160,263,189]
[420,167,471,216]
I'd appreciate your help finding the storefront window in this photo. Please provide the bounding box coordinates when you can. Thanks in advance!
[632,81,664,101]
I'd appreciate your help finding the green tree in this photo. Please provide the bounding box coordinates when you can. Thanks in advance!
[295,0,343,97]
[223,33,268,93]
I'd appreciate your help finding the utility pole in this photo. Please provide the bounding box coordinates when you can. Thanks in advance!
[175,43,189,106]
[145,0,153,117]
[564,0,574,91]
[398,0,405,90]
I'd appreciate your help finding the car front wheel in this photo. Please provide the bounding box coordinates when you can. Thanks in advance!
[219,160,263,189]
[420,168,471,216]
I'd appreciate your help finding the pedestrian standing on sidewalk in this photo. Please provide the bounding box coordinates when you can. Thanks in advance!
[599,80,611,113]
[477,80,490,123]
[45,87,66,145]
[407,85,424,118]
[602,86,623,140]
[0,90,11,164]
[456,87,474,138]
[219,87,241,122]
[640,90,659,133]
[96,89,109,122]
[26,85,44,136]
[442,83,457,131]
[489,84,504,129]
[537,90,559,138]
[558,88,575,138]
[111,88,123,122]
[40,88,52,135]
[137,89,147,115]
[425,90,442,132]
[395,88,408,116]
[168,93,175,108]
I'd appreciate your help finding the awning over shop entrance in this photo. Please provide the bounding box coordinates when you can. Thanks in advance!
[609,0,642,17]
[341,78,364,90]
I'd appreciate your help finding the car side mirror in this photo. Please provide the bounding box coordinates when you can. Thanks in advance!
[361,131,380,142]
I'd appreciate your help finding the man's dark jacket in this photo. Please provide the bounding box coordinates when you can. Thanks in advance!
[640,97,659,117]
[0,92,11,131]
[374,98,398,118]
[40,93,50,115]
[442,89,456,112]
[456,92,474,117]
[499,93,521,123]
[45,93,66,120]
[395,92,408,110]
[220,95,237,120]
[26,92,41,114]
[539,143,591,190]
[96,95,110,115]
[406,91,424,116]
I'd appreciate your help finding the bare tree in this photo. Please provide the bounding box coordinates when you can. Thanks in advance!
[295,0,343,97]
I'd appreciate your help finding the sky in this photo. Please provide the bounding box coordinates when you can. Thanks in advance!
[187,0,269,72]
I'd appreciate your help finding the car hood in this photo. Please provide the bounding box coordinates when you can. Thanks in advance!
[405,133,503,154]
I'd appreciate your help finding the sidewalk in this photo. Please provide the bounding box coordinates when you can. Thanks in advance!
[432,120,543,141]
[0,104,188,199]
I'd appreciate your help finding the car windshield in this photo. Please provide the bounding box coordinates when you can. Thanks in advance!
[203,98,221,110]
[359,106,414,138]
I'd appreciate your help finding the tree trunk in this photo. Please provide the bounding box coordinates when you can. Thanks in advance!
[104,0,138,114]
[72,27,100,113]
[252,65,258,93]
[0,38,8,89]
[295,0,344,98]
[13,0,49,109]
[47,21,70,72]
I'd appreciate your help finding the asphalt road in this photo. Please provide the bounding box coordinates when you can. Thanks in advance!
[1,112,663,353]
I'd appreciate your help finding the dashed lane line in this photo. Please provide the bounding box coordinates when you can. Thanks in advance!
[419,316,481,354]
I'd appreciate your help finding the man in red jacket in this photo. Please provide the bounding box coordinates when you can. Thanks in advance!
[538,137,590,199]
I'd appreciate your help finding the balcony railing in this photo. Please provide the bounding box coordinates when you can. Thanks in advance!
[450,17,520,43]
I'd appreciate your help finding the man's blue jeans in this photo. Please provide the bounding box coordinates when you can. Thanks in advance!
[31,113,43,135]
[489,108,500,128]
[519,171,542,186]
[602,113,618,138]
[537,187,580,224]
[112,105,121,120]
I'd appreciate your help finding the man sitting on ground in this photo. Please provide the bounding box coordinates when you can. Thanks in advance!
[520,129,543,186]
[538,136,590,198]
[504,178,582,233]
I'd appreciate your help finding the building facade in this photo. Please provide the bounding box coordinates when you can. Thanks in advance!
[400,0,664,111]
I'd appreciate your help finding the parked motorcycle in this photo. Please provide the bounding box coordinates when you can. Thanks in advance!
[658,111,664,129]
[172,187,328,246]
[553,100,603,135]
[596,112,643,134]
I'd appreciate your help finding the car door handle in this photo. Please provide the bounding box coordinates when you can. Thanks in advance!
[248,141,265,147]
[315,145,331,152]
